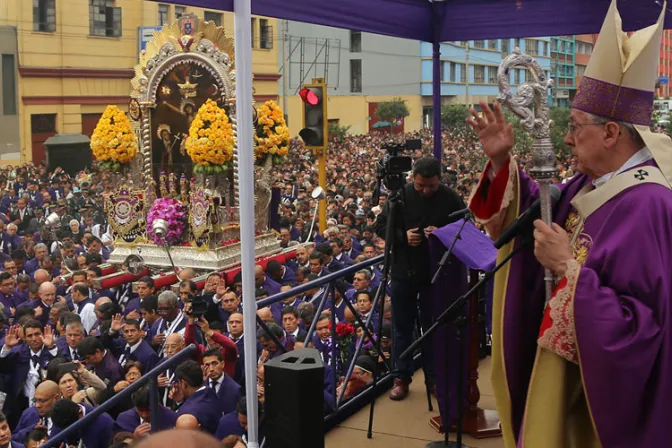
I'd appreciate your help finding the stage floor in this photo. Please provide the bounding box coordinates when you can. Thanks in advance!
[326,357,504,448]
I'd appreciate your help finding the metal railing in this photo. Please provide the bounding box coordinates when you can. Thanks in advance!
[44,254,418,441]
[43,344,198,448]
[256,254,409,424]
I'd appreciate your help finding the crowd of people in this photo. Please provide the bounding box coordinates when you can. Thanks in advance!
[0,125,582,448]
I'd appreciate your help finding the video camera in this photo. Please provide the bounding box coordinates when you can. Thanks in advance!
[376,138,421,191]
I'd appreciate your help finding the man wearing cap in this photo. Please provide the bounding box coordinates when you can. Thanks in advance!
[467,2,672,446]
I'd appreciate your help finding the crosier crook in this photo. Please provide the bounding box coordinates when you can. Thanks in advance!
[497,47,557,303]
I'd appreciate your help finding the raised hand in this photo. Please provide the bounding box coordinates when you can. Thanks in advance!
[110,313,123,333]
[43,325,54,348]
[215,283,228,299]
[197,317,212,337]
[126,309,140,321]
[4,325,20,348]
[466,102,514,172]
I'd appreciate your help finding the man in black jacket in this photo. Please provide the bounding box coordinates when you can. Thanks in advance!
[375,156,464,401]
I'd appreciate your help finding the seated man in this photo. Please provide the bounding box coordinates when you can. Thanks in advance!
[115,386,177,437]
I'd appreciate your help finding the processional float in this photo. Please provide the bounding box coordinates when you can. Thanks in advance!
[88,14,294,277]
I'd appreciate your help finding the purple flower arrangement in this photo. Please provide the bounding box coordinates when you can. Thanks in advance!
[147,197,187,245]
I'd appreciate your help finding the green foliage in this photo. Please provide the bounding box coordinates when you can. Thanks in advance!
[328,122,351,142]
[375,97,410,122]
[440,104,470,134]
[549,107,571,158]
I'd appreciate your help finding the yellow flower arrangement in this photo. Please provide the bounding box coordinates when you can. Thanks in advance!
[90,105,138,172]
[185,99,235,174]
[254,100,290,166]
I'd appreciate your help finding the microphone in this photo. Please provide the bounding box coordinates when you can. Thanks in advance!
[494,185,562,250]
[448,208,472,220]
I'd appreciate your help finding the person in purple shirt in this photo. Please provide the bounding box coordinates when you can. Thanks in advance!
[76,336,123,392]
[254,265,281,297]
[256,322,294,364]
[114,386,177,436]
[50,400,114,448]
[174,360,223,435]
[202,348,241,416]
[266,260,297,287]
[0,273,17,319]
[103,317,159,373]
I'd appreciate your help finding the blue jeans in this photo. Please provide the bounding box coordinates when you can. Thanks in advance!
[390,278,434,384]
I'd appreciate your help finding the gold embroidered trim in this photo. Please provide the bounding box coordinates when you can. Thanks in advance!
[470,157,518,238]
[538,259,581,364]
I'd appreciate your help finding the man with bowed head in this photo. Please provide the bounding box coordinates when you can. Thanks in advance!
[466,2,672,446]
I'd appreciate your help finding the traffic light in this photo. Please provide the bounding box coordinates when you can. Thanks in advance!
[299,80,327,150]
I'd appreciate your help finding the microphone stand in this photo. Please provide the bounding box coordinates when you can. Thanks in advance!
[431,213,471,285]
[402,238,531,448]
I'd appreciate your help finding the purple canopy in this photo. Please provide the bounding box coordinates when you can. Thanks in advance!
[150,0,672,42]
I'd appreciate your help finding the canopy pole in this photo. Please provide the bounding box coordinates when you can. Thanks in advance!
[431,1,444,160]
[233,0,259,446]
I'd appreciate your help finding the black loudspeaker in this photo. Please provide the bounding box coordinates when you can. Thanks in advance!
[264,348,325,448]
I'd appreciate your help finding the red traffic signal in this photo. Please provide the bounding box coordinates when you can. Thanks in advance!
[299,88,320,106]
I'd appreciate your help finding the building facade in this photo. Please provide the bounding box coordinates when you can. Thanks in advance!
[550,36,576,107]
[0,26,20,161]
[657,30,672,98]
[281,22,423,136]
[574,34,597,91]
[420,38,552,127]
[0,0,280,165]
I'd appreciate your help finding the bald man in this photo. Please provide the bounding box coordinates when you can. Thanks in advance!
[12,381,60,443]
[158,333,185,408]
[33,269,51,286]
[33,281,56,325]
[175,414,200,430]
[91,296,112,336]
[134,429,221,448]
[254,265,281,296]
[178,268,196,281]
[256,307,274,323]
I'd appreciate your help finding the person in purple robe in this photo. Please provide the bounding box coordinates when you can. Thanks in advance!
[254,265,281,297]
[50,400,114,447]
[174,360,223,435]
[465,2,672,445]
[114,386,177,436]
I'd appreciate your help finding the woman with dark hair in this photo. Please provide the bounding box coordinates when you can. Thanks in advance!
[113,361,142,394]
[55,360,107,406]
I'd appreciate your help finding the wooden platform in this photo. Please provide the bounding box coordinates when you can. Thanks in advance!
[326,358,504,448]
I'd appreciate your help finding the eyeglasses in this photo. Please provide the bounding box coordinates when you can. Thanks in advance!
[568,121,608,134]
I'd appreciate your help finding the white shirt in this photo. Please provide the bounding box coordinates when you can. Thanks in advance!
[209,374,224,394]
[593,147,653,188]
[0,345,56,404]
[75,300,97,334]
[119,339,142,367]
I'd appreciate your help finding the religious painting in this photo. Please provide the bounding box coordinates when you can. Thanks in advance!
[105,187,146,243]
[189,188,212,247]
[150,62,222,180]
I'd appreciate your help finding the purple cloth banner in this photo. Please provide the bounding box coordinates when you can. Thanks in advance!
[151,0,672,43]
[428,220,496,429]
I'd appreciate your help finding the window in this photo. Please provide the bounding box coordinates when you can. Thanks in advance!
[89,0,121,37]
[251,18,257,48]
[525,39,538,55]
[474,65,485,83]
[440,62,445,81]
[501,39,509,54]
[31,114,57,134]
[33,0,56,32]
[473,40,485,49]
[2,55,16,116]
[158,4,169,26]
[260,19,273,49]
[449,62,456,82]
[544,42,549,56]
[350,30,361,53]
[488,40,497,50]
[487,66,497,84]
[350,59,362,93]
[576,64,586,77]
[174,6,185,19]
[204,11,222,26]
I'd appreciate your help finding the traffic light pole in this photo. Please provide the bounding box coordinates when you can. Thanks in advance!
[318,147,327,233]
